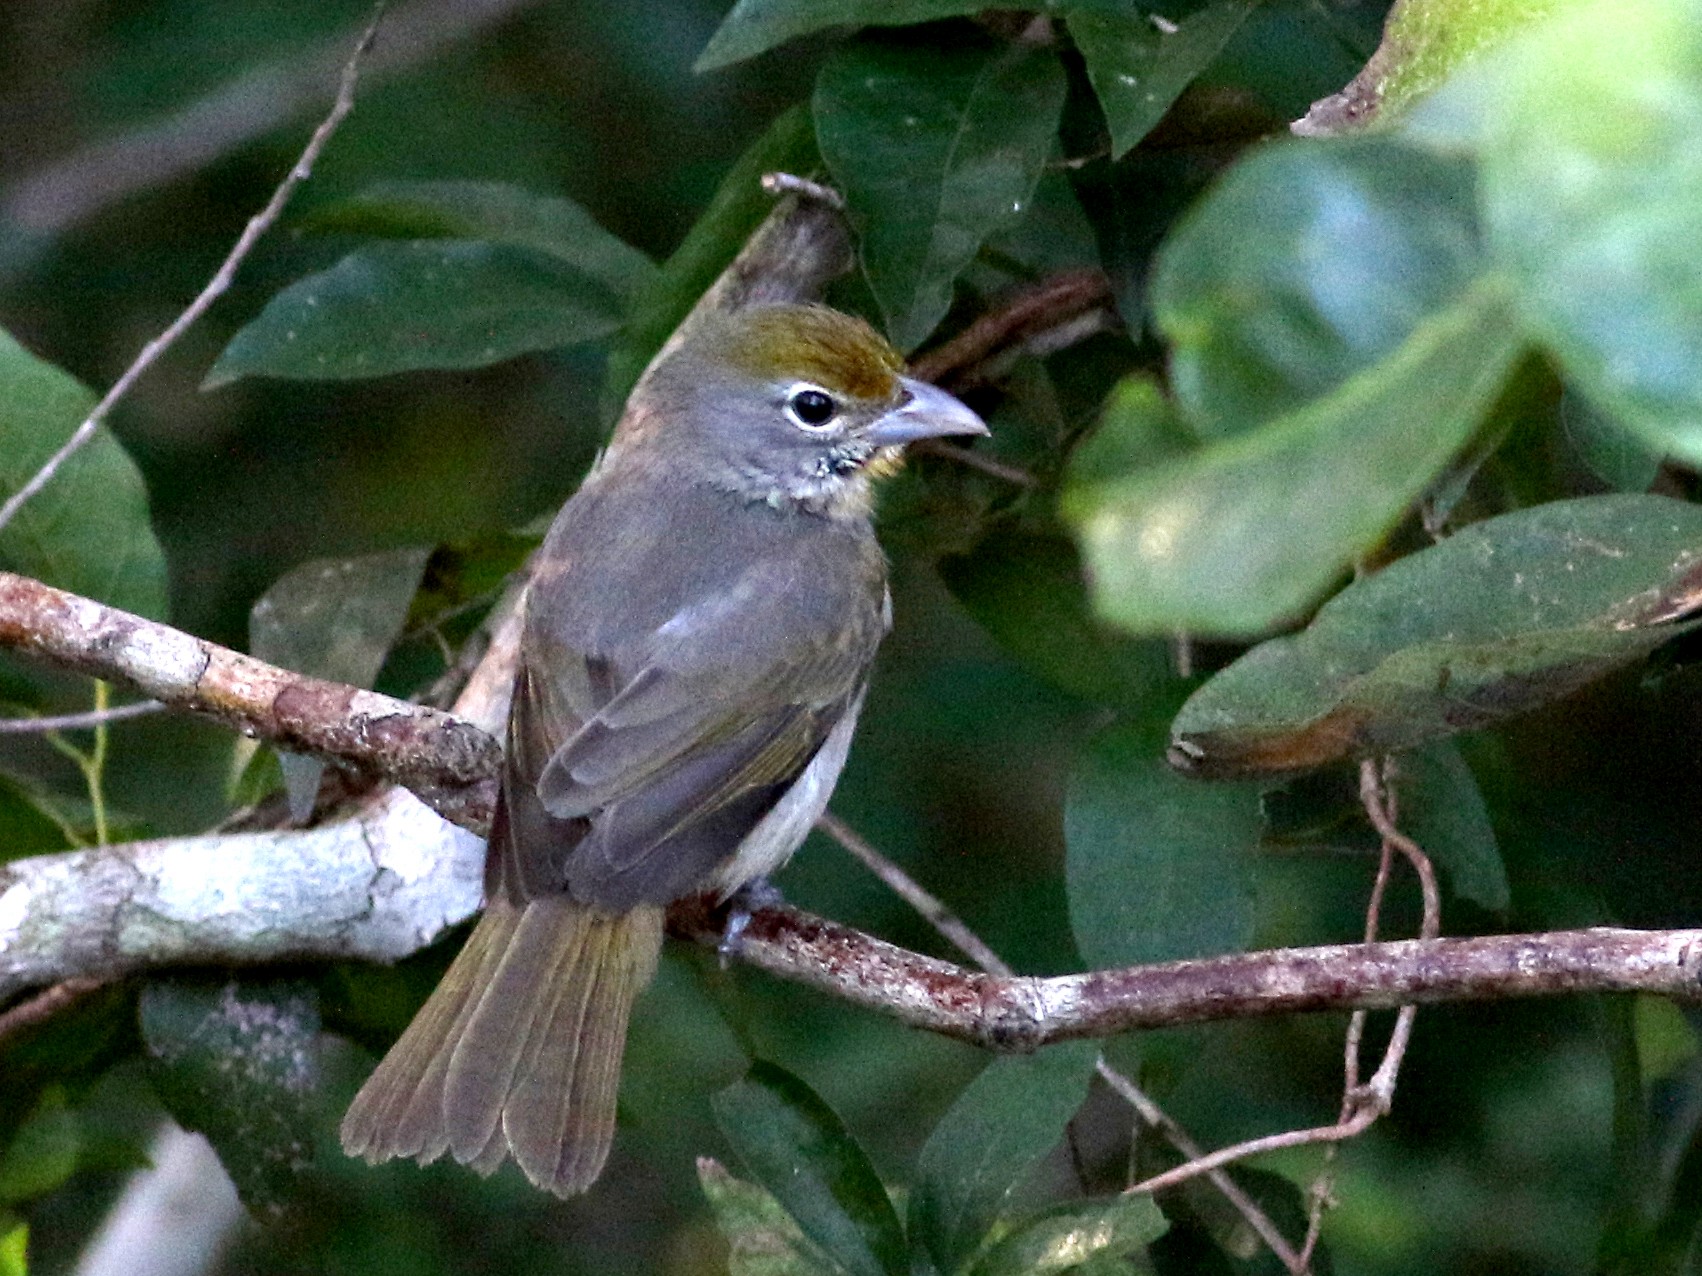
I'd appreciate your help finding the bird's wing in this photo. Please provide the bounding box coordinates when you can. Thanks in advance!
[488,568,880,913]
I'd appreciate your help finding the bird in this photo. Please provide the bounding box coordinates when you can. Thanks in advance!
[339,302,989,1197]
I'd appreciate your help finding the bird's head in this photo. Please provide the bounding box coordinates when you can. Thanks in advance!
[620,304,988,517]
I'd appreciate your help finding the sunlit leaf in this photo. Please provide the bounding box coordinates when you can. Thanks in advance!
[816,37,1067,350]
[698,1157,847,1276]
[139,976,321,1216]
[0,327,167,619]
[206,241,633,385]
[1482,0,1702,468]
[1151,138,1486,434]
[713,1062,906,1276]
[1067,711,1260,969]
[1064,280,1521,637]
[969,1195,1166,1276]
[910,1041,1100,1276]
[1170,494,1702,778]
[0,1091,79,1206]
[0,1217,22,1276]
[1070,1,1255,159]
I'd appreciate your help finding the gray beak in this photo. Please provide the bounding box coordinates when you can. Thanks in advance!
[863,378,990,448]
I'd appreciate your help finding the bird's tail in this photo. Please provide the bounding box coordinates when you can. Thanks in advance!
[339,897,664,1197]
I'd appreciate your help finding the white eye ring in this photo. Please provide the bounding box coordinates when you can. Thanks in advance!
[784,382,839,431]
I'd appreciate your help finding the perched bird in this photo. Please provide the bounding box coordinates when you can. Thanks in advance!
[340,303,988,1196]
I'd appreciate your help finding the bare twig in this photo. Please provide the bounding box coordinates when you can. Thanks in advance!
[909,268,1115,389]
[0,699,164,735]
[0,8,383,541]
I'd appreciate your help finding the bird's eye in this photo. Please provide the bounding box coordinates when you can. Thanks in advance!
[785,386,838,430]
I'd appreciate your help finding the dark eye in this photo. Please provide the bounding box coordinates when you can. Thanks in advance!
[786,387,838,429]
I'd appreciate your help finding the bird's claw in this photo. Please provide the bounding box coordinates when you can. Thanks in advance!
[718,876,785,968]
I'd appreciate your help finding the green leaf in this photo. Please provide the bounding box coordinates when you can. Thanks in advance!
[139,975,321,1217]
[304,180,656,299]
[206,241,633,386]
[698,1157,848,1276]
[249,547,430,819]
[1482,0,1702,467]
[1066,713,1260,970]
[0,327,168,619]
[1394,739,1509,911]
[1064,279,1522,638]
[910,1041,1100,1276]
[938,527,1172,710]
[0,771,78,862]
[1151,138,1486,435]
[604,104,822,416]
[712,1062,906,1276]
[969,1196,1167,1276]
[0,1217,22,1276]
[815,38,1067,350]
[1560,390,1664,493]
[1070,1,1255,159]
[1169,494,1702,778]
[696,0,987,72]
[0,1091,79,1207]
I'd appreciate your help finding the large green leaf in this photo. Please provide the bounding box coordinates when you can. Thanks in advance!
[1481,0,1702,467]
[139,976,321,1216]
[910,1041,1100,1276]
[815,38,1067,350]
[696,0,987,71]
[1170,494,1702,778]
[1063,279,1521,637]
[0,1091,79,1207]
[1069,1,1256,160]
[698,1157,847,1276]
[206,240,634,385]
[1066,712,1260,970]
[713,1062,906,1276]
[969,1196,1166,1276]
[303,180,656,298]
[604,104,822,416]
[0,328,167,619]
[1151,137,1486,435]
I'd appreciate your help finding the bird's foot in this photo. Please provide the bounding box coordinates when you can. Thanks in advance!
[719,876,785,968]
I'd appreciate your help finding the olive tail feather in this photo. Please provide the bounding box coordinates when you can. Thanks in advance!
[339,898,664,1197]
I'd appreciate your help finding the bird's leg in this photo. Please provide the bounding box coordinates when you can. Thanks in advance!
[718,876,785,967]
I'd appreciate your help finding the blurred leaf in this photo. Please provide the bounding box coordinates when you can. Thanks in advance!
[206,241,633,386]
[0,327,167,619]
[697,0,986,71]
[139,976,320,1217]
[304,181,656,298]
[1066,714,1260,969]
[1483,0,1702,467]
[0,1091,79,1207]
[1635,997,1699,1084]
[225,738,284,809]
[1394,739,1509,911]
[1064,280,1521,637]
[0,771,78,861]
[698,1157,847,1276]
[713,1062,906,1276]
[604,104,822,415]
[1561,389,1664,493]
[1070,1,1255,159]
[816,38,1067,350]
[1170,494,1702,778]
[969,1195,1167,1275]
[1067,375,1199,490]
[910,1041,1100,1276]
[1152,138,1485,435]
[939,527,1171,709]
[249,547,429,819]
[0,1218,21,1276]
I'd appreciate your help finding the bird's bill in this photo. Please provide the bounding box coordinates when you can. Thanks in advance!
[863,378,990,447]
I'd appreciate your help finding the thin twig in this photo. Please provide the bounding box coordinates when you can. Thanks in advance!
[908,440,1039,487]
[0,6,385,540]
[0,977,106,1048]
[910,269,1115,388]
[0,699,164,735]
[815,810,1305,1272]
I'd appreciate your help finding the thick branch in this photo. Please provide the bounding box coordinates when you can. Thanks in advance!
[0,571,501,832]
